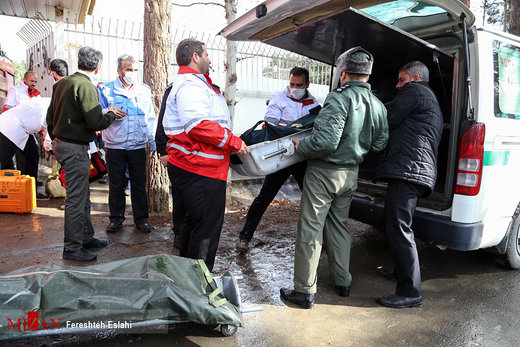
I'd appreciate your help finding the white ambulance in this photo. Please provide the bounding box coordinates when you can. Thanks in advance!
[221,0,520,268]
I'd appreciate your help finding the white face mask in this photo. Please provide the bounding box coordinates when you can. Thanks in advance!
[289,87,306,100]
[123,70,137,85]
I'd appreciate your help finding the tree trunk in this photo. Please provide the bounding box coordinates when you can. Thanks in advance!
[508,0,520,36]
[144,0,171,213]
[224,0,237,128]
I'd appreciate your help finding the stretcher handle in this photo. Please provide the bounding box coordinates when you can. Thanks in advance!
[261,148,287,160]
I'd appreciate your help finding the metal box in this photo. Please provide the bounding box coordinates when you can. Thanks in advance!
[0,170,36,214]
[230,129,311,176]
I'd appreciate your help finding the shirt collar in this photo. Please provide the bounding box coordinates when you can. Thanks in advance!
[178,66,220,95]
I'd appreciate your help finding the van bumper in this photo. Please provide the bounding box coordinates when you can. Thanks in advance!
[350,196,484,251]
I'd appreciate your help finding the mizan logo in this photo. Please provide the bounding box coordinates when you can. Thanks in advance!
[7,311,61,331]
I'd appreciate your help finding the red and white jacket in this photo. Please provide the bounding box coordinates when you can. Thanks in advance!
[163,66,242,181]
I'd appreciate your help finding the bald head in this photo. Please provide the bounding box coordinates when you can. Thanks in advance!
[23,71,38,90]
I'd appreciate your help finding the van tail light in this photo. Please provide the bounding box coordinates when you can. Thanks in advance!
[455,123,485,196]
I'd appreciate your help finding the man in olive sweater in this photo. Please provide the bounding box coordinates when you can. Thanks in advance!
[280,47,389,308]
[47,47,126,261]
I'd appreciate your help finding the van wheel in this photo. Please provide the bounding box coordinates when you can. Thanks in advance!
[501,204,520,269]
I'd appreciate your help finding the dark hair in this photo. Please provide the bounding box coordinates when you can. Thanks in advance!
[50,59,69,77]
[78,46,103,71]
[290,66,310,83]
[176,39,205,66]
[23,71,37,79]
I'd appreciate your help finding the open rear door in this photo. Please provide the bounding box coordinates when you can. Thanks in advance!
[262,7,453,96]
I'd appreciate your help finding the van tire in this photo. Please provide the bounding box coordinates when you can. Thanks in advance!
[500,204,520,269]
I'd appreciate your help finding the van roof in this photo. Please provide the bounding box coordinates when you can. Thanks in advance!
[220,0,475,41]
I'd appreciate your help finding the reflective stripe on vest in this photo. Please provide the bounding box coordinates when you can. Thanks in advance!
[167,143,225,160]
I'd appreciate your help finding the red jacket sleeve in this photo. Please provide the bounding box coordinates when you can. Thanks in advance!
[188,120,243,152]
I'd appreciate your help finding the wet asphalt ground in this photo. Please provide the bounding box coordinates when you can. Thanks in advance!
[1,173,520,346]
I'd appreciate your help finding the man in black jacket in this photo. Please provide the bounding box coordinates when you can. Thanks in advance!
[376,61,443,308]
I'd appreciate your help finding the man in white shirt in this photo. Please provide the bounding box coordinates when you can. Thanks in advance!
[1,71,45,198]
[3,71,40,112]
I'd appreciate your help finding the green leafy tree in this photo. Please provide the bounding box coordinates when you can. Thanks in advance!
[13,60,26,85]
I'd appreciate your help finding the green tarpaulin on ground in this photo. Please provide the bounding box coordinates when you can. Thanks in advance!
[0,254,243,340]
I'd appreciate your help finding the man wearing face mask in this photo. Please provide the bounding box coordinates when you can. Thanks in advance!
[98,54,156,234]
[236,67,319,252]
[47,46,125,261]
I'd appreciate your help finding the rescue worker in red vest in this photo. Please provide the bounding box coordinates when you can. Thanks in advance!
[236,67,320,251]
[163,38,250,271]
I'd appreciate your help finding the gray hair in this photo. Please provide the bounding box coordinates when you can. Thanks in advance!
[399,61,429,82]
[117,54,136,70]
[78,46,103,71]
[176,38,205,66]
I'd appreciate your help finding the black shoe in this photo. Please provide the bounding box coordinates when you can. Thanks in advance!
[236,239,249,252]
[106,221,123,232]
[36,192,49,200]
[280,288,314,309]
[83,238,108,249]
[335,285,350,297]
[378,294,423,308]
[377,267,397,281]
[136,223,152,233]
[63,248,97,261]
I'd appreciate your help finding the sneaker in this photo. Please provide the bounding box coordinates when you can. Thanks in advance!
[98,175,107,184]
[83,238,108,249]
[124,187,131,196]
[236,239,249,252]
[36,192,49,200]
[63,248,97,261]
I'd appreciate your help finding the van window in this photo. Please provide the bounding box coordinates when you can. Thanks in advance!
[494,42,520,119]
[362,0,446,25]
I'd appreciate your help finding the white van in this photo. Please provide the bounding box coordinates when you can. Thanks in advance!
[221,0,520,268]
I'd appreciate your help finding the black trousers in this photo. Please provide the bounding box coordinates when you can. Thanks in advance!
[168,164,226,272]
[0,132,39,179]
[106,148,148,225]
[384,179,428,297]
[239,161,306,242]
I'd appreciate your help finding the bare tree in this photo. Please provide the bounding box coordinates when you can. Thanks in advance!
[171,0,238,125]
[144,0,172,213]
[224,0,238,123]
[507,0,520,36]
